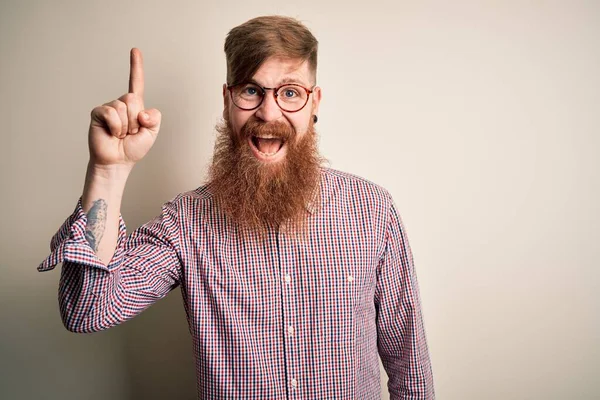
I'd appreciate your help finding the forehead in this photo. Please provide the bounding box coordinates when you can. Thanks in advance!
[251,57,313,86]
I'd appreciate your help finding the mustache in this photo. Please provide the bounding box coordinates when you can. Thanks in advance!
[241,119,295,141]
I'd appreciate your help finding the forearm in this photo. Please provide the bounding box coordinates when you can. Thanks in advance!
[59,261,116,332]
[81,162,132,266]
[59,259,166,333]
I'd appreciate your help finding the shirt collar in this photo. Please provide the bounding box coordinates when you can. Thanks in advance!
[305,167,332,216]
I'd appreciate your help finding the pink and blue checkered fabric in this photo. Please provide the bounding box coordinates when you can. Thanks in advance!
[39,168,434,399]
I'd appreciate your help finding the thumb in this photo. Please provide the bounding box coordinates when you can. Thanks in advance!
[138,108,162,130]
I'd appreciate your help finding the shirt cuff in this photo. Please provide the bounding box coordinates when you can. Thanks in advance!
[37,197,127,273]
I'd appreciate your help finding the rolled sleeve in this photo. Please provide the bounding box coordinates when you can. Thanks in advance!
[38,197,127,273]
[38,197,183,332]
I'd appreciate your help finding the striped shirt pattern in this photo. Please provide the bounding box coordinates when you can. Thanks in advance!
[39,167,435,399]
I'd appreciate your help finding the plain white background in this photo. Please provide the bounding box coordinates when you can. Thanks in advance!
[1,1,598,399]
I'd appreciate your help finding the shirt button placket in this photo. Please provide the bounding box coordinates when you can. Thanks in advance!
[278,223,298,397]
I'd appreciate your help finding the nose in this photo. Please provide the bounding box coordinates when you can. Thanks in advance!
[254,89,283,122]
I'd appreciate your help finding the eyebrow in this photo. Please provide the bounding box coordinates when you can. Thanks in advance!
[280,77,305,85]
[248,77,308,88]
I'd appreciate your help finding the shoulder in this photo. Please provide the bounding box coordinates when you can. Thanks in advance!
[161,184,216,216]
[321,167,394,207]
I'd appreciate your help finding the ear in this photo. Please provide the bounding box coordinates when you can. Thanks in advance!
[222,83,229,119]
[311,86,322,117]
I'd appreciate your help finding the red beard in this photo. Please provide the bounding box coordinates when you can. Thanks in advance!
[207,117,323,232]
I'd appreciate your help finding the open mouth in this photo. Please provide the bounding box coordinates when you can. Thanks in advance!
[249,135,286,157]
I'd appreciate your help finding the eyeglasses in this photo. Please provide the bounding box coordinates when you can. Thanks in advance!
[227,82,314,113]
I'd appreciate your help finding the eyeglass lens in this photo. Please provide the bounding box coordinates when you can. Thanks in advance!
[231,83,309,112]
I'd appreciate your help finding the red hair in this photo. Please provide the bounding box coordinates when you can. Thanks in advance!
[224,16,319,86]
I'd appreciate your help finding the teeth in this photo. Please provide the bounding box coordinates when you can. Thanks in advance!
[257,150,277,156]
[254,134,282,140]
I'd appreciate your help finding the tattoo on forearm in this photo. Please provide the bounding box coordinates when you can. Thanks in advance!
[85,199,108,252]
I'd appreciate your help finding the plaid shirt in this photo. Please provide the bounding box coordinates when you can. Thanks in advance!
[39,168,434,399]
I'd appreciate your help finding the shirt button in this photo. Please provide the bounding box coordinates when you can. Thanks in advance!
[284,274,291,284]
[288,325,295,336]
[280,223,287,233]
[347,275,354,283]
[291,378,298,388]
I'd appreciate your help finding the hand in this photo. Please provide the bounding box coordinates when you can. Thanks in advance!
[88,48,162,168]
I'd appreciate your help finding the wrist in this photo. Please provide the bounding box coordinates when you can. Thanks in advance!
[87,161,133,182]
[82,162,132,211]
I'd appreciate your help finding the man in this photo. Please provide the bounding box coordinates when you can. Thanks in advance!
[39,16,435,399]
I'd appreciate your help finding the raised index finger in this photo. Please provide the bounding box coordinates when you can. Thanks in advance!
[128,48,144,97]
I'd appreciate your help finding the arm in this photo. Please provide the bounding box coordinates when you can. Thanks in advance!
[375,199,435,399]
[39,192,182,333]
[37,48,173,332]
[81,162,131,266]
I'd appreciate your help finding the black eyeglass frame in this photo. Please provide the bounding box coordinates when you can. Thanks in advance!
[227,82,314,113]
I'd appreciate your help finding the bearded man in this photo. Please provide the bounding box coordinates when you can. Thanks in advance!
[39,16,435,399]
